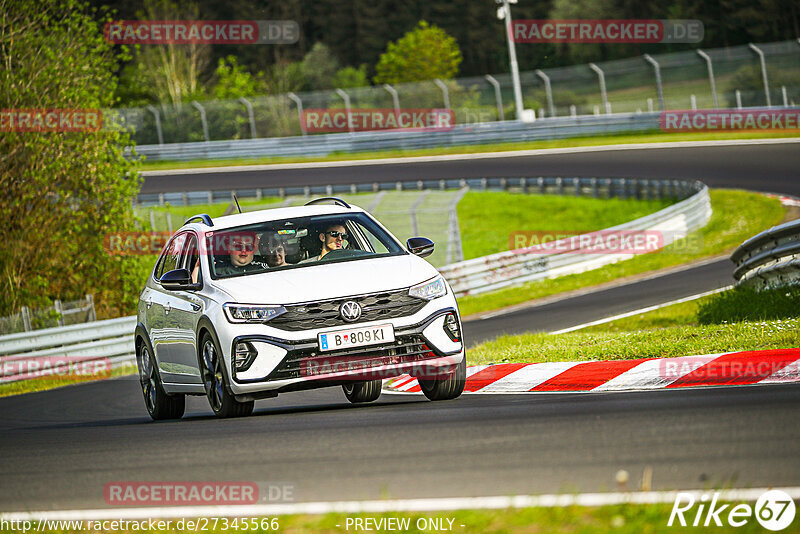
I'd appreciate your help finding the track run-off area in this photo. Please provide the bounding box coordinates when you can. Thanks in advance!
[1,138,799,514]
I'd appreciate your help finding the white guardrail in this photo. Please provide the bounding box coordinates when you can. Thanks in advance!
[0,180,711,382]
[440,182,711,296]
[0,316,136,383]
[731,218,800,289]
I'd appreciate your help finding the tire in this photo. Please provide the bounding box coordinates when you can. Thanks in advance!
[200,333,254,418]
[138,340,185,420]
[342,380,382,403]
[418,356,466,401]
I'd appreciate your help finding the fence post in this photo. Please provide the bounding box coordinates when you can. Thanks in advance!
[446,187,469,265]
[53,299,64,327]
[690,94,697,110]
[735,90,742,109]
[409,190,430,237]
[239,97,257,138]
[748,43,771,108]
[643,54,665,111]
[588,63,610,114]
[167,212,173,233]
[86,294,96,322]
[287,92,306,136]
[191,101,210,142]
[146,105,164,145]
[434,79,450,110]
[21,306,32,332]
[535,70,555,117]
[383,84,400,115]
[696,49,719,109]
[782,86,788,107]
[149,209,156,229]
[484,75,504,121]
[335,88,354,133]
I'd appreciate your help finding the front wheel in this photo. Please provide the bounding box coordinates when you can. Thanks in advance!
[342,380,382,403]
[418,357,466,401]
[200,333,254,418]
[138,341,185,420]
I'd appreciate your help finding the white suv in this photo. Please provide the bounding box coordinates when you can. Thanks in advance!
[135,198,466,419]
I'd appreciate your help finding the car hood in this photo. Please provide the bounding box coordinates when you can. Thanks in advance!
[212,254,440,304]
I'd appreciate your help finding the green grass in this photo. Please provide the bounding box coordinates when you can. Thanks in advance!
[458,190,785,318]
[137,130,800,171]
[0,363,137,398]
[698,285,800,324]
[468,318,800,366]
[459,192,672,259]
[134,197,283,228]
[8,504,781,533]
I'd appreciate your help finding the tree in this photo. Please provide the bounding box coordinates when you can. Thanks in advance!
[373,21,462,84]
[301,42,340,91]
[0,0,145,318]
[213,56,263,100]
[332,65,369,89]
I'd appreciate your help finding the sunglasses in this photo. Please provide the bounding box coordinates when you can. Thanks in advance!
[326,231,349,240]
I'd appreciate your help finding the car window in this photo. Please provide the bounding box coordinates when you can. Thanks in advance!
[155,233,186,280]
[207,212,405,279]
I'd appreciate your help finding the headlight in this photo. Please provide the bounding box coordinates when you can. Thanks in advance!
[223,303,287,323]
[409,275,447,300]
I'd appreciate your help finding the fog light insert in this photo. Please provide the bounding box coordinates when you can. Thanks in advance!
[443,313,460,342]
[234,341,258,371]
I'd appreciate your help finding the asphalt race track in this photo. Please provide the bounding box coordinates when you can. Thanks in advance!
[2,140,799,512]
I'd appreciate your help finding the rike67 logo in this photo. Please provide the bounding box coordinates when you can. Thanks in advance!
[668,490,796,530]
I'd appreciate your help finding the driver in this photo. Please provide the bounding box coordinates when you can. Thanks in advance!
[303,222,348,262]
[215,232,267,276]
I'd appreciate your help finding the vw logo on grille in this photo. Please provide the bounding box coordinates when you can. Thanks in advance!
[339,301,362,322]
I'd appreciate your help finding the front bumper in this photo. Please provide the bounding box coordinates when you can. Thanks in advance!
[228,307,463,394]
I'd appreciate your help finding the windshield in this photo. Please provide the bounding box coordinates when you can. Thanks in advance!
[206,212,406,279]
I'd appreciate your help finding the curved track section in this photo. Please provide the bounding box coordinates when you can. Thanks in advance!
[1,141,798,512]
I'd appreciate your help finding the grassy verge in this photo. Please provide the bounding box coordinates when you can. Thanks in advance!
[7,504,780,533]
[458,192,672,259]
[458,190,785,318]
[138,130,800,171]
[0,364,137,398]
[469,285,800,366]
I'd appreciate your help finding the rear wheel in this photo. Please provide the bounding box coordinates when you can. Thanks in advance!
[138,341,185,420]
[200,333,254,418]
[418,357,466,401]
[342,380,382,403]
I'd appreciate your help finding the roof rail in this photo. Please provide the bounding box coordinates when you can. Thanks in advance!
[184,214,214,227]
[304,197,351,209]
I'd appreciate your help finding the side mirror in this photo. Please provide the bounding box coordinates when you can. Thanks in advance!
[160,268,196,291]
[406,237,435,258]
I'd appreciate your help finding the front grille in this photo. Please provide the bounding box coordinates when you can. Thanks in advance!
[267,334,435,381]
[269,289,426,331]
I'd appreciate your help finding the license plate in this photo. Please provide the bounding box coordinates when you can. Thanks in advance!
[318,324,394,352]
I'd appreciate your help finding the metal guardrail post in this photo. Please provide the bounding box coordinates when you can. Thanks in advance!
[535,70,555,117]
[748,43,771,107]
[383,84,400,115]
[588,63,611,114]
[87,294,96,322]
[146,105,164,145]
[54,299,64,327]
[287,92,306,136]
[21,306,32,332]
[191,101,210,142]
[782,86,789,107]
[239,97,257,138]
[335,88,354,133]
[484,75,504,121]
[434,79,450,110]
[643,54,665,111]
[696,49,719,109]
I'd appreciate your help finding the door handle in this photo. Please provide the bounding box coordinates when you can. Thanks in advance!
[164,302,171,314]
